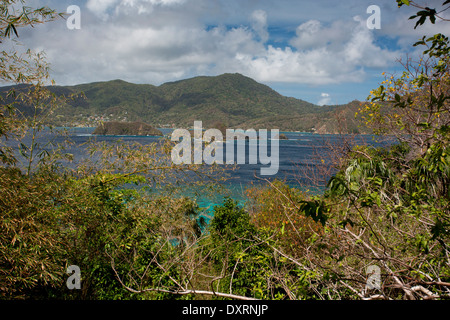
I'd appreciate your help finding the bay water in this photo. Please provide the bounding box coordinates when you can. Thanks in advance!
[3,127,393,216]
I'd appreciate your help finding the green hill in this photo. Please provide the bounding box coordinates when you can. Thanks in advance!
[92,121,163,136]
[2,73,368,133]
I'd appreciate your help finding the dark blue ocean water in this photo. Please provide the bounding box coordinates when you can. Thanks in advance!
[3,127,393,214]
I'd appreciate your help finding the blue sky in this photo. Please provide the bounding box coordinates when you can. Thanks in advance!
[11,0,450,105]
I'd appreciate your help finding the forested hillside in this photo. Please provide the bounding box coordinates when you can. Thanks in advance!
[0,73,367,133]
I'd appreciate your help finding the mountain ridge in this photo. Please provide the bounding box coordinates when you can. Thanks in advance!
[2,73,367,133]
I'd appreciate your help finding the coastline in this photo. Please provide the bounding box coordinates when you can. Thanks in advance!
[59,125,374,136]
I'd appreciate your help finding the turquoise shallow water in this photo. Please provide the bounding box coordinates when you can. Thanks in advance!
[4,127,394,218]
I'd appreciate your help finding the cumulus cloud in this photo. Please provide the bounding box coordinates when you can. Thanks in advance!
[318,93,331,106]
[19,0,408,88]
[291,16,399,69]
[251,9,269,43]
[86,0,119,19]
[289,20,347,50]
[228,15,399,85]
[86,0,187,19]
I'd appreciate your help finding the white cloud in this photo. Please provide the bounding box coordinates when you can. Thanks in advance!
[289,20,348,50]
[20,0,407,89]
[86,0,187,19]
[251,9,269,43]
[86,0,120,19]
[229,16,399,85]
[260,16,400,84]
[318,93,331,106]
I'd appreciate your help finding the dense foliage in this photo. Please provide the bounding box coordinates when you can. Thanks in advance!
[92,121,163,136]
[1,0,449,301]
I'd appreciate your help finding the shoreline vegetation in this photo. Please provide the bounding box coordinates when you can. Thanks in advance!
[92,121,163,136]
[1,0,449,302]
[67,124,361,136]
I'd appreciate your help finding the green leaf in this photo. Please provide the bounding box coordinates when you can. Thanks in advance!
[19,143,29,158]
[4,23,19,38]
[299,198,329,226]
[397,0,410,7]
